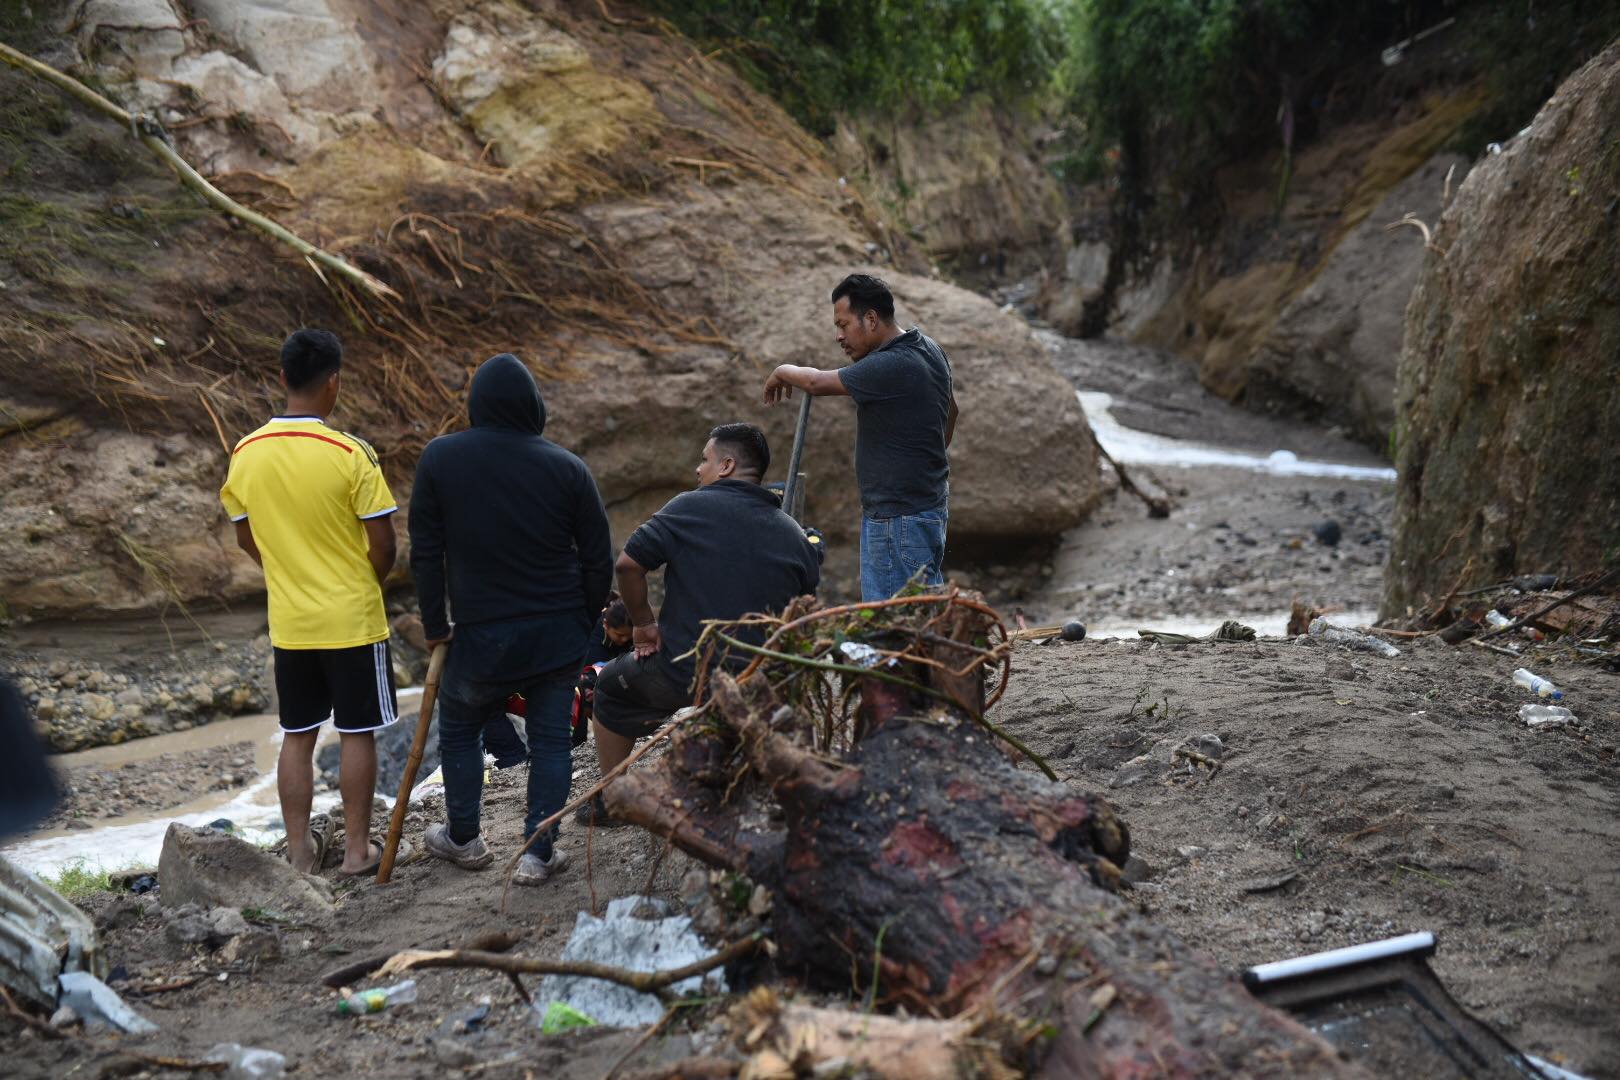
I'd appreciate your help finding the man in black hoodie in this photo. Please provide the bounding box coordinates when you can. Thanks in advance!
[410,353,613,886]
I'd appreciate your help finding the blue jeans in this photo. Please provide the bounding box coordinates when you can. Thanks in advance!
[438,615,586,858]
[860,505,947,601]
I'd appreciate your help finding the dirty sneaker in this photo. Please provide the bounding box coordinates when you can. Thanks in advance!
[513,848,570,887]
[423,823,494,870]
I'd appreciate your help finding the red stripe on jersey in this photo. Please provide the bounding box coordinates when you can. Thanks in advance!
[233,431,354,455]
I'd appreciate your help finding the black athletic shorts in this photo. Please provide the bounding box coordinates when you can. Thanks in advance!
[274,641,399,734]
[592,652,690,740]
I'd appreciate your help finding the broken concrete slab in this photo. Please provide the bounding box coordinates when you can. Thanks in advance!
[157,823,334,922]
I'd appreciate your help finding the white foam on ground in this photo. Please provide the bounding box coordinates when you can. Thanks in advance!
[1079,391,1396,482]
[3,689,422,879]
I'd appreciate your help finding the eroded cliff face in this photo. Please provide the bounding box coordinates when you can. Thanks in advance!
[1382,41,1620,617]
[0,0,1100,619]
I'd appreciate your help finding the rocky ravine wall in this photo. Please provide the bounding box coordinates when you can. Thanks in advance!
[0,0,1101,622]
[1382,41,1620,616]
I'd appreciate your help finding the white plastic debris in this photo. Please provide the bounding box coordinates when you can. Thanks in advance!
[206,1044,288,1080]
[58,971,159,1034]
[1307,618,1401,659]
[1519,704,1576,730]
[839,642,883,668]
[534,896,726,1028]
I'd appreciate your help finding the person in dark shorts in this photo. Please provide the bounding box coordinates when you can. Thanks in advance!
[410,353,613,886]
[762,273,958,600]
[580,424,820,826]
[219,329,400,876]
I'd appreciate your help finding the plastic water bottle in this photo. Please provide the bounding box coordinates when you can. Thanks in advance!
[1519,704,1575,729]
[1512,668,1562,701]
[206,1044,287,1080]
[1484,610,1513,630]
[337,980,417,1016]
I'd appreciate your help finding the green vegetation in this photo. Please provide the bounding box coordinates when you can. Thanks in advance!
[44,860,120,900]
[649,0,1059,134]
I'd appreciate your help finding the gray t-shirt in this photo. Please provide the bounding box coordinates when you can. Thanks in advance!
[838,328,952,518]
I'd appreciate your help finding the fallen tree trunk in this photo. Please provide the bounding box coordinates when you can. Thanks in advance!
[604,596,1364,1077]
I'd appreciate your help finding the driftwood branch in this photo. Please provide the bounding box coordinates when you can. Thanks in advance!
[0,41,399,302]
[373,933,763,1004]
[1086,425,1170,517]
[319,929,524,989]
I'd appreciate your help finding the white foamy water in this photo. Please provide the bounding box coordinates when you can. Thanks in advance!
[4,689,421,878]
[1079,391,1397,482]
[1081,609,1379,642]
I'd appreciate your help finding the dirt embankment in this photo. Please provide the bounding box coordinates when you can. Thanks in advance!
[1383,40,1620,617]
[0,0,1100,623]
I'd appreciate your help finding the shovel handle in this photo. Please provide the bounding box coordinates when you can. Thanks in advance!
[377,643,446,884]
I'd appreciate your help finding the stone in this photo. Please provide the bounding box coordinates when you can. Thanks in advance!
[1122,856,1156,884]
[114,687,145,708]
[219,927,280,964]
[1109,754,1156,789]
[189,684,214,708]
[81,693,116,723]
[1196,734,1225,761]
[157,824,334,922]
[208,667,240,689]
[1385,43,1620,615]
[35,697,57,721]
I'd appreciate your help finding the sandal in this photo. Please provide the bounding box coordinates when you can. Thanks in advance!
[337,838,410,878]
[282,812,334,875]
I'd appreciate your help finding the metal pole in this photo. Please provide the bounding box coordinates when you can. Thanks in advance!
[781,393,812,524]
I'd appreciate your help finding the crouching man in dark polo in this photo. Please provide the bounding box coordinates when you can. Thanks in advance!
[579,423,821,826]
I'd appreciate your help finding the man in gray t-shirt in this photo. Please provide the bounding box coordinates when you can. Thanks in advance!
[763,274,959,600]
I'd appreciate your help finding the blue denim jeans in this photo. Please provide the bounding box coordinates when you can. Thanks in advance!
[438,615,586,858]
[860,505,947,601]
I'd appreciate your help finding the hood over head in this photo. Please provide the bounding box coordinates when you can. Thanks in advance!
[468,353,546,434]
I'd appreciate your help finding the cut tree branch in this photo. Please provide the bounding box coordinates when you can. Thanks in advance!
[0,41,399,302]
[374,932,764,1004]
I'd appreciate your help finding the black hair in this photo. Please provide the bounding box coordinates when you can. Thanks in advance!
[709,422,770,478]
[830,273,895,323]
[281,328,343,391]
[604,596,630,630]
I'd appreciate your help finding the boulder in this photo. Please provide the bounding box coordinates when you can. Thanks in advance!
[1383,42,1620,616]
[157,823,334,922]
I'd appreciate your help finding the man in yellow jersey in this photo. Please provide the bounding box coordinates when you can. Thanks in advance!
[220,329,402,877]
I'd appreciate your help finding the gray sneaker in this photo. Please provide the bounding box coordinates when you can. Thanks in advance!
[513,847,570,886]
[423,823,494,870]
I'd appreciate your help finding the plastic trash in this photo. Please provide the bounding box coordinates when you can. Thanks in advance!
[1307,618,1401,658]
[1519,704,1575,730]
[1512,668,1563,701]
[337,979,417,1016]
[206,1043,287,1080]
[535,896,726,1027]
[536,1000,598,1034]
[57,971,159,1034]
[1484,610,1513,630]
[839,642,883,668]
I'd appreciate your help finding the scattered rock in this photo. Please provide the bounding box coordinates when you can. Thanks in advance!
[1110,754,1156,789]
[1196,733,1225,760]
[158,823,334,922]
[1122,856,1156,884]
[220,928,281,964]
[81,693,116,722]
[1312,520,1342,547]
[189,684,215,708]
[1175,845,1207,862]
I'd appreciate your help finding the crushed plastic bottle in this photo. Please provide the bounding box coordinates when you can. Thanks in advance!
[1519,704,1575,730]
[206,1044,287,1080]
[337,979,417,1016]
[1307,618,1401,659]
[58,972,159,1034]
[1484,610,1513,630]
[1511,668,1563,701]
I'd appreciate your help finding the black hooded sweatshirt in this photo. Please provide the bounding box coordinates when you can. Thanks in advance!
[410,354,613,643]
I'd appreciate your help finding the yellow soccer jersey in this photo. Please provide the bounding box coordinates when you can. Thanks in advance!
[220,416,396,649]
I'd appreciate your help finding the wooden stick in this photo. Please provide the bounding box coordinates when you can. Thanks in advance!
[375,932,763,1004]
[0,42,399,302]
[1480,567,1620,640]
[378,644,445,884]
[320,928,523,989]
[1086,425,1170,517]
